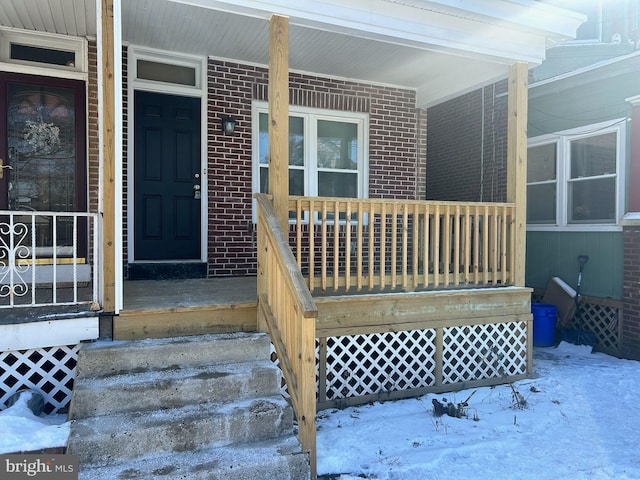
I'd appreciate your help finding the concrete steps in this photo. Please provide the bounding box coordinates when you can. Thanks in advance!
[66,333,309,479]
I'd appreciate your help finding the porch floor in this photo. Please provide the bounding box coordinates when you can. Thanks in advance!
[122,276,257,311]
[116,276,259,339]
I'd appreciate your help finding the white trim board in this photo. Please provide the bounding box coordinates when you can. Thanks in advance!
[0,317,99,351]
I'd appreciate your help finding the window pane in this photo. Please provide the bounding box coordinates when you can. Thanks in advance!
[259,113,269,165]
[259,167,268,193]
[137,60,196,86]
[11,44,75,67]
[318,172,357,198]
[528,143,556,182]
[317,120,358,170]
[289,117,304,166]
[258,113,305,166]
[259,167,304,196]
[570,133,616,178]
[569,177,616,223]
[527,184,556,224]
[289,169,304,196]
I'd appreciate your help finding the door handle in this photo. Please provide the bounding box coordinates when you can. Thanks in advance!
[0,159,13,179]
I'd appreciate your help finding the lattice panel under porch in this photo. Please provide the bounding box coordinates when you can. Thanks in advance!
[0,345,79,414]
[324,329,436,400]
[270,342,321,399]
[442,322,527,384]
[573,302,620,351]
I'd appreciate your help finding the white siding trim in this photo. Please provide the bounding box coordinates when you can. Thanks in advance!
[0,317,99,351]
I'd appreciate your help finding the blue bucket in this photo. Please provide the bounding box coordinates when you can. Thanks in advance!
[531,303,557,347]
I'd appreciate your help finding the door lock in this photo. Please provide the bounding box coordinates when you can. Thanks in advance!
[193,184,201,200]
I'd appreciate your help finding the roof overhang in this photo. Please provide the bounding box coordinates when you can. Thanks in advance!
[0,0,585,107]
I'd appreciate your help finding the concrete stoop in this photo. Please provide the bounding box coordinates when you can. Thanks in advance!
[66,332,310,479]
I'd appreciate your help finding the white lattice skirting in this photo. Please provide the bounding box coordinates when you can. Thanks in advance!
[0,344,79,414]
[325,329,437,399]
[273,321,529,406]
[442,322,528,384]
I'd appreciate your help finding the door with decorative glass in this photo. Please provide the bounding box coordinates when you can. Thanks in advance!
[0,73,87,299]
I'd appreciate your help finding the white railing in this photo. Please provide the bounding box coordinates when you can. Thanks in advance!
[0,210,99,309]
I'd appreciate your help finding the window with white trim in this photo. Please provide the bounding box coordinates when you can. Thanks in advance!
[0,29,86,74]
[252,102,368,211]
[527,120,625,228]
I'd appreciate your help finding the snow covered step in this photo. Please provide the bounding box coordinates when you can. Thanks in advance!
[74,332,271,380]
[67,395,293,467]
[77,436,310,480]
[69,360,281,419]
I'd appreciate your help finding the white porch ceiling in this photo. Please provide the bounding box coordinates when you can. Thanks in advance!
[0,0,585,107]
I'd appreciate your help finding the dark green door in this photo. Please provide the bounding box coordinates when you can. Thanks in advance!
[134,91,201,260]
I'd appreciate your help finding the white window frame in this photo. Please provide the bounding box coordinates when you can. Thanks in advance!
[527,119,625,232]
[0,27,87,79]
[251,101,369,223]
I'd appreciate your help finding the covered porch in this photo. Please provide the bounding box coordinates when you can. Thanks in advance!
[0,1,586,478]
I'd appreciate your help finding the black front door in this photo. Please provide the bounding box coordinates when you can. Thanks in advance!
[134,91,201,261]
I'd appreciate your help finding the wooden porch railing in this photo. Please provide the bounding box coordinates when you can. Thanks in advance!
[255,193,319,479]
[289,196,516,293]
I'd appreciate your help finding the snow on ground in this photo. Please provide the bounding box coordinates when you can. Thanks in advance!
[317,342,640,479]
[0,342,638,480]
[0,391,69,454]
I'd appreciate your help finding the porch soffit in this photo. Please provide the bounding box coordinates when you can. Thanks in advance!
[0,0,584,107]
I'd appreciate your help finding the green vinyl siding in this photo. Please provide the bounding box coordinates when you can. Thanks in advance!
[525,231,623,300]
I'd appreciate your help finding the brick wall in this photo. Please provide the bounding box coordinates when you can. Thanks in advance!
[426,83,507,203]
[121,46,129,276]
[206,59,426,276]
[87,42,99,216]
[623,226,640,360]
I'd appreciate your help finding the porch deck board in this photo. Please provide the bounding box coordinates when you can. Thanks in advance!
[123,276,257,311]
[116,277,259,340]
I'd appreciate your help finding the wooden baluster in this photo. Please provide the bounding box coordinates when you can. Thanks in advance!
[357,201,363,291]
[482,205,489,286]
[309,200,315,291]
[443,205,451,286]
[413,203,419,291]
[369,201,375,290]
[423,204,430,288]
[296,199,302,269]
[402,203,408,290]
[334,201,340,290]
[453,204,460,287]
[391,203,398,289]
[473,205,480,285]
[492,204,499,285]
[321,200,327,291]
[345,201,352,290]
[464,205,471,285]
[433,204,440,288]
[380,203,387,290]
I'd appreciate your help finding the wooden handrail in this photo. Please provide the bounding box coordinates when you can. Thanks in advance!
[255,193,318,479]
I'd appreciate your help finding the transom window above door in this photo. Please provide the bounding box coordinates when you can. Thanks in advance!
[252,102,368,217]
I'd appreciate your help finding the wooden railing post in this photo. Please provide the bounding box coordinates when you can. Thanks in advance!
[507,62,528,287]
[269,14,290,232]
[100,0,116,312]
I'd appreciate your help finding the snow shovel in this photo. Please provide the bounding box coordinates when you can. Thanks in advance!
[561,255,597,347]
